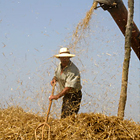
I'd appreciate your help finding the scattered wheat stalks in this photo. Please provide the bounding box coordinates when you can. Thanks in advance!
[35,83,56,140]
[70,1,98,50]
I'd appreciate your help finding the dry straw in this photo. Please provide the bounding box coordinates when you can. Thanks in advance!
[70,1,98,51]
[0,106,140,139]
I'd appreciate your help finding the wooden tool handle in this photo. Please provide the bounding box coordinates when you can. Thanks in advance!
[51,83,56,96]
[45,83,56,123]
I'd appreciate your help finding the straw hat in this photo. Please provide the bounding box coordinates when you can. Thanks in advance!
[54,48,75,58]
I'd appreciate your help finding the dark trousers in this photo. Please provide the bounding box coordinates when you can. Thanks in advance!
[61,90,82,119]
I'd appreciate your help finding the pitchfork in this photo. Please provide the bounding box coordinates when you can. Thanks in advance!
[35,83,56,140]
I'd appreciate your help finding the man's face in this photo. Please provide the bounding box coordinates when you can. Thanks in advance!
[59,57,70,66]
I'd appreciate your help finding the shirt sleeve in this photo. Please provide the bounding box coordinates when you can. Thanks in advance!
[65,72,81,89]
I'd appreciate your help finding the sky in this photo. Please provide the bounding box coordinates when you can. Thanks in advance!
[0,0,139,122]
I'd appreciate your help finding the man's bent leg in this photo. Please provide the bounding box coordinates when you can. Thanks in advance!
[61,90,82,119]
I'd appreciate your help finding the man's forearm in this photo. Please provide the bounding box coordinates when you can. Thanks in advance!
[49,87,71,101]
[52,76,57,81]
[57,87,71,98]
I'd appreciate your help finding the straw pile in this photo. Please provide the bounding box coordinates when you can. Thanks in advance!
[0,106,140,140]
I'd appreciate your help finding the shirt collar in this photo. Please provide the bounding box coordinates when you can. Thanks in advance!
[60,61,72,70]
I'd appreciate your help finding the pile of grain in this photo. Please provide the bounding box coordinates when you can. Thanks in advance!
[0,106,140,139]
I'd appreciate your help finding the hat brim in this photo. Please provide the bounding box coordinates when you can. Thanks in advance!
[54,53,75,58]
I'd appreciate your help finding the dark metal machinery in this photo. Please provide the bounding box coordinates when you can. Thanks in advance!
[94,0,140,60]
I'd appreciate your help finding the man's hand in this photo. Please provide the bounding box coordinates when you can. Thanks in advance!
[49,95,59,101]
[51,78,56,86]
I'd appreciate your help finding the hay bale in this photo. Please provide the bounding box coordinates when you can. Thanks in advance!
[0,106,140,139]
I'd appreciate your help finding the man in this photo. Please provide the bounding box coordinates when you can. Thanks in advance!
[49,47,82,118]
